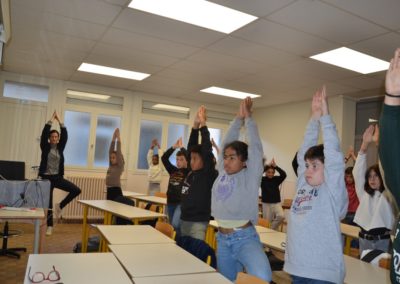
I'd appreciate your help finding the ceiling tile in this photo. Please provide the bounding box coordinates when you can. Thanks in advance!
[267,0,387,44]
[335,75,384,90]
[69,71,135,89]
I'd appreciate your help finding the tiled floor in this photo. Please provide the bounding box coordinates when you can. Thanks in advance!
[0,222,291,284]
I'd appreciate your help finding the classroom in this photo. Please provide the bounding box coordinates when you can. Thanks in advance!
[0,1,399,283]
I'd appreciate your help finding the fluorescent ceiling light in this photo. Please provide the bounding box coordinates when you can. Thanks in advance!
[310,47,389,74]
[200,86,260,99]
[128,0,257,34]
[67,90,110,100]
[368,118,378,123]
[152,104,190,113]
[78,63,150,80]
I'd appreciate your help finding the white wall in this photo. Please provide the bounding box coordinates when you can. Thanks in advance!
[253,95,356,199]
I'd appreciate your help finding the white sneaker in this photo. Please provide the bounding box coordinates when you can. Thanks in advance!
[46,226,53,236]
[54,203,62,219]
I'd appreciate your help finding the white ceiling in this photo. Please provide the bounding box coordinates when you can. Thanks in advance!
[3,0,400,108]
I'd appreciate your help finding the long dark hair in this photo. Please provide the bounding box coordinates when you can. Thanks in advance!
[364,164,385,196]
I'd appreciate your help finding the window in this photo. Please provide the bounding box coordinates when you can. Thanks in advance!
[64,111,90,167]
[167,123,189,166]
[137,120,162,169]
[209,127,222,157]
[3,81,48,103]
[94,115,121,167]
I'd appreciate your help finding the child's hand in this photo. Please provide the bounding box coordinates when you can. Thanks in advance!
[243,97,253,117]
[237,100,245,119]
[271,158,276,168]
[173,137,182,149]
[385,48,400,97]
[151,139,158,149]
[193,109,201,129]
[311,88,323,120]
[360,125,374,152]
[321,85,329,116]
[198,105,207,127]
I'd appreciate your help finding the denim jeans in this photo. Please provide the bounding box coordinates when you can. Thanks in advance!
[291,275,335,284]
[180,220,208,240]
[216,226,272,282]
[167,204,178,223]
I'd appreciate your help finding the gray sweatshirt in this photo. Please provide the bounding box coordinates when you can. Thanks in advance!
[211,117,263,225]
[284,115,348,284]
[106,141,124,187]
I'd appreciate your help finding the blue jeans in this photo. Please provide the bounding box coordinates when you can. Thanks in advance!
[180,220,208,240]
[167,204,178,223]
[291,275,335,284]
[167,204,181,233]
[216,226,272,282]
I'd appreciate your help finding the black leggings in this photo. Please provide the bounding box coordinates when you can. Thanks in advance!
[41,175,81,226]
[106,187,123,201]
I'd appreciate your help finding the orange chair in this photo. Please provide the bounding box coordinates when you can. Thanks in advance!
[236,272,270,284]
[155,221,176,239]
[154,192,167,198]
[257,218,271,228]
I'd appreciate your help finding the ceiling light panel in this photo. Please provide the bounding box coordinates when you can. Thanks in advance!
[310,47,389,74]
[200,86,260,99]
[78,63,150,80]
[128,0,258,34]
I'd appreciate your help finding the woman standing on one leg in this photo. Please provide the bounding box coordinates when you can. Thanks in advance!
[39,111,81,236]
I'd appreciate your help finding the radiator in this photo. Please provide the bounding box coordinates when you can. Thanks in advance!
[62,176,106,220]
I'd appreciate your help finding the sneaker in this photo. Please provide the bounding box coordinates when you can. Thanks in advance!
[54,203,62,219]
[46,226,53,236]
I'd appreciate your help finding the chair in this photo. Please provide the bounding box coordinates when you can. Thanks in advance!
[236,272,270,284]
[155,221,175,239]
[282,199,293,210]
[176,235,217,268]
[154,192,167,198]
[379,257,390,270]
[0,221,26,258]
[258,218,271,228]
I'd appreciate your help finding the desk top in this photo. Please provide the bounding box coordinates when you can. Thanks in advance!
[340,223,360,238]
[78,200,165,219]
[344,255,390,284]
[209,220,276,234]
[0,208,45,219]
[258,231,286,252]
[122,190,146,197]
[134,195,167,205]
[133,272,232,284]
[97,225,175,245]
[109,243,215,278]
[24,253,131,284]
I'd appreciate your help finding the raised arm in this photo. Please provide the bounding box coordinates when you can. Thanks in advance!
[198,106,214,171]
[380,48,400,205]
[161,138,181,174]
[147,139,158,166]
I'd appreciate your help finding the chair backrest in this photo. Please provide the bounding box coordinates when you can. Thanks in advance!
[379,257,390,269]
[236,272,270,284]
[176,236,217,268]
[282,199,293,209]
[154,192,167,198]
[257,218,271,228]
[155,221,175,239]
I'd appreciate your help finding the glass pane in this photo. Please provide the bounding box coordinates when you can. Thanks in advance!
[94,115,121,167]
[209,127,222,158]
[137,120,162,169]
[167,123,189,166]
[64,111,90,166]
[3,81,49,103]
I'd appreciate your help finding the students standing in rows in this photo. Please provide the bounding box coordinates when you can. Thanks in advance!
[39,111,81,236]
[180,106,218,240]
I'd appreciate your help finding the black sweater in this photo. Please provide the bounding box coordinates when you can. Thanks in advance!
[39,123,67,177]
[161,147,190,205]
[180,126,218,222]
[260,166,287,203]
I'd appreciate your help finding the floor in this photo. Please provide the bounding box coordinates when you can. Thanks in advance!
[0,222,291,284]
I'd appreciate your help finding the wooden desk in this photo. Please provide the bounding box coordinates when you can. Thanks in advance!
[78,200,165,252]
[97,225,175,248]
[133,272,232,284]
[0,208,45,254]
[258,231,286,252]
[133,195,167,213]
[109,243,215,278]
[122,190,146,197]
[24,253,132,284]
[340,223,360,255]
[344,254,390,284]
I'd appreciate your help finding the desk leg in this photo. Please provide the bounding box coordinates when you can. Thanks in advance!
[133,218,139,225]
[33,219,40,254]
[81,205,89,253]
[344,236,351,255]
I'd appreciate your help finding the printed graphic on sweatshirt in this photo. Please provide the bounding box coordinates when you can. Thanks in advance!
[291,187,319,215]
[215,174,235,202]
